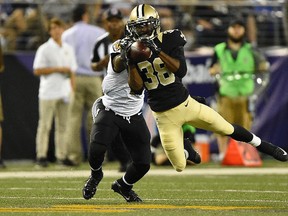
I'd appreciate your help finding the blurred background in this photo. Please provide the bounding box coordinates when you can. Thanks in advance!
[0,0,287,161]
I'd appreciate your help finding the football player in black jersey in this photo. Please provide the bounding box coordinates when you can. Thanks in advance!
[122,4,287,172]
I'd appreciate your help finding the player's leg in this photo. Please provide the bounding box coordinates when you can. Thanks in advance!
[35,99,56,167]
[64,81,85,165]
[111,113,151,202]
[54,99,69,163]
[110,133,131,172]
[152,107,200,172]
[82,100,119,200]
[187,96,288,162]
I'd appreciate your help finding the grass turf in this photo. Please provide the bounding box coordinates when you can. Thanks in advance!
[0,160,287,216]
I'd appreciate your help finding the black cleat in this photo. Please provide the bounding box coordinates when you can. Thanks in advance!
[184,138,201,164]
[111,181,142,202]
[257,141,288,162]
[82,172,103,200]
[36,158,48,168]
[273,147,288,162]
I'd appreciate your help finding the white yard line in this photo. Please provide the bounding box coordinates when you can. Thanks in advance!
[1,167,288,178]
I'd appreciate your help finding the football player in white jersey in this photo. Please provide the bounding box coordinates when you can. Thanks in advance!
[82,38,151,202]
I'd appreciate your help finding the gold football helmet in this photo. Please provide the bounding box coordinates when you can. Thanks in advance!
[127,4,160,40]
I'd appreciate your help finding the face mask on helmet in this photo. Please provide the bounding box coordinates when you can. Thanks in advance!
[127,4,160,40]
[128,18,159,39]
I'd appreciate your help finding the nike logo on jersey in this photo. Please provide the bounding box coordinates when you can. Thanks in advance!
[184,101,189,107]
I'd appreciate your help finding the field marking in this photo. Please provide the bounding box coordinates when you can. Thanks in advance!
[1,187,288,194]
[0,196,287,203]
[1,167,288,178]
[0,204,271,213]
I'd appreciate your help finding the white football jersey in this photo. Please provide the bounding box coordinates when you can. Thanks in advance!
[99,41,144,117]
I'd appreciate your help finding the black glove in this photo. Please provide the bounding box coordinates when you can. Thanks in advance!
[119,37,134,64]
[140,38,161,54]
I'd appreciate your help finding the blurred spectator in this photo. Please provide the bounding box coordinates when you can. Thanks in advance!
[157,6,176,31]
[61,4,106,166]
[16,7,48,50]
[178,6,196,51]
[33,18,77,167]
[193,3,257,46]
[193,5,232,47]
[0,37,5,168]
[208,19,269,162]
[42,0,78,24]
[1,8,27,51]
[252,5,286,47]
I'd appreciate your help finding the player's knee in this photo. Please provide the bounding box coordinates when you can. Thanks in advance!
[89,142,107,160]
[174,162,186,172]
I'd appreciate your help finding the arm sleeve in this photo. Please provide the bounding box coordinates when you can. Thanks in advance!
[33,47,47,69]
[171,46,187,78]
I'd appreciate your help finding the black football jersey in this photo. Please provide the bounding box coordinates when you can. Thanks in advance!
[135,29,189,112]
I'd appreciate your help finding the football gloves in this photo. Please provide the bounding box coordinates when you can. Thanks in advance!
[140,38,161,55]
[119,37,134,64]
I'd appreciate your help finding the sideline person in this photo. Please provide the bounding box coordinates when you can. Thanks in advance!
[209,19,269,161]
[33,18,77,167]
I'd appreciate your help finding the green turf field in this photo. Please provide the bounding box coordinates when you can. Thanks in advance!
[0,160,287,216]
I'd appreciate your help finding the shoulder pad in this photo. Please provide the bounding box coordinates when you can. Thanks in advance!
[161,29,186,47]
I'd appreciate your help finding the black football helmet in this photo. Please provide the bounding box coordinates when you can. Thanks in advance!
[127,4,160,40]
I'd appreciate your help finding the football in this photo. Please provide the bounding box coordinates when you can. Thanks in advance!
[128,41,152,62]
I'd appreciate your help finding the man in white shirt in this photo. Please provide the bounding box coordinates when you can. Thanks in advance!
[61,4,106,165]
[33,18,77,167]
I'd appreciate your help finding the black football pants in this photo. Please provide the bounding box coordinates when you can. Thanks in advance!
[89,100,151,184]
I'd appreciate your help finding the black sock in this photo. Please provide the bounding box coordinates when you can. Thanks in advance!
[91,168,103,179]
[117,178,132,190]
[229,124,253,143]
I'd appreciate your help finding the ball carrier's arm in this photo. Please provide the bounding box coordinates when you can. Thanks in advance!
[127,50,180,93]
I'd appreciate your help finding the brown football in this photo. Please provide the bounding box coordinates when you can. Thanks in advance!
[128,41,152,62]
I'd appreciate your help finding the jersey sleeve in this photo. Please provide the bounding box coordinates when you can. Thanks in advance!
[110,39,121,59]
[162,29,187,78]
[162,29,187,53]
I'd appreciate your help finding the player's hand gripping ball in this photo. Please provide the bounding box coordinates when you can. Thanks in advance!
[128,40,152,63]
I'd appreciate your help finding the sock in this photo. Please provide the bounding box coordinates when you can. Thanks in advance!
[117,177,133,190]
[91,167,103,179]
[249,134,261,147]
[230,124,253,143]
